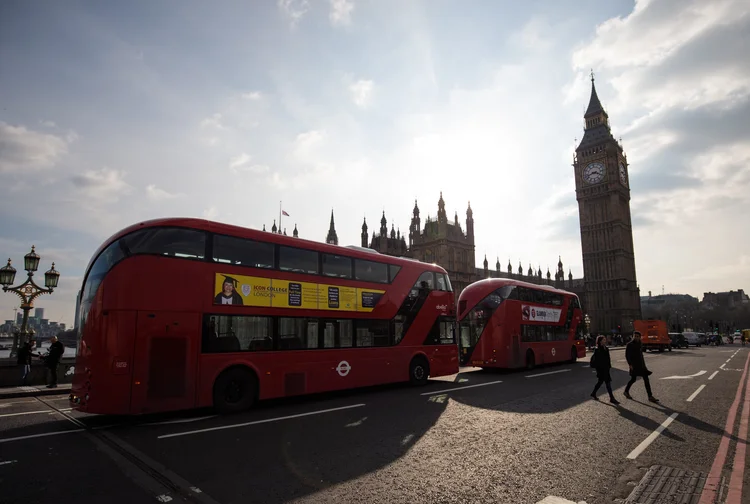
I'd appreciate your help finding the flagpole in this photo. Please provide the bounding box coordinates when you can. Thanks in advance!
[279,201,282,234]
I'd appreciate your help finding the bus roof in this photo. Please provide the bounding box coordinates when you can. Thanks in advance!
[87,217,449,275]
[459,277,578,300]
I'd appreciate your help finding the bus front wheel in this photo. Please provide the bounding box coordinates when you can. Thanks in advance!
[213,366,258,414]
[409,356,430,386]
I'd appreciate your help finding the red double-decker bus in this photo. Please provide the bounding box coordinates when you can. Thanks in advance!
[70,218,458,415]
[457,278,586,369]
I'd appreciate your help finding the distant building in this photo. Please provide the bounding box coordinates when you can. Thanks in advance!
[74,289,81,329]
[34,307,44,320]
[701,290,750,310]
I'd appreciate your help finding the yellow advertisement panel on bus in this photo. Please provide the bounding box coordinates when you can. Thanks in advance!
[213,273,385,312]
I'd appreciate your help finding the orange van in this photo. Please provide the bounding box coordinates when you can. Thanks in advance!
[633,319,671,352]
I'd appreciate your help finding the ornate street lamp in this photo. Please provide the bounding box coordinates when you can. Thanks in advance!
[584,313,591,336]
[1,246,60,358]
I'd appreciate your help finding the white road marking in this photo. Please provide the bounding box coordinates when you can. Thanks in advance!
[0,410,52,418]
[626,413,679,460]
[720,363,726,370]
[661,370,707,380]
[525,369,571,378]
[156,495,173,502]
[709,371,719,380]
[158,403,366,439]
[535,497,580,504]
[0,429,85,444]
[420,380,503,396]
[0,460,18,466]
[143,415,217,426]
[687,385,706,402]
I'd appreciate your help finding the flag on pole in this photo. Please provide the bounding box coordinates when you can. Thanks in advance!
[282,210,290,216]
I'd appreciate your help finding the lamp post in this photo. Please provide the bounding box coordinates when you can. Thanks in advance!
[0,246,60,358]
[584,313,591,337]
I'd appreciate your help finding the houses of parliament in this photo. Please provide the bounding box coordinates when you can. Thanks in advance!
[268,76,642,334]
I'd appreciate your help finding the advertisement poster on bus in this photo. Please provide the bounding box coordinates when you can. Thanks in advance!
[521,304,562,323]
[213,273,385,312]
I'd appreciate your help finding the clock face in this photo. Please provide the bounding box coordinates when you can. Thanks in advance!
[583,162,605,184]
[619,162,628,185]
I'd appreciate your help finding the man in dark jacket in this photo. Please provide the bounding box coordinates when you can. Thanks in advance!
[625,331,659,402]
[42,336,65,388]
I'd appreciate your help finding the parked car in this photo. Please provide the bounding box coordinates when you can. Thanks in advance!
[669,332,689,349]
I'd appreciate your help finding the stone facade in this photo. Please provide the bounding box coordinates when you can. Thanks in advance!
[573,74,642,334]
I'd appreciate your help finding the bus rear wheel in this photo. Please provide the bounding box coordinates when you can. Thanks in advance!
[526,350,535,370]
[409,356,430,386]
[213,366,258,414]
[570,346,577,363]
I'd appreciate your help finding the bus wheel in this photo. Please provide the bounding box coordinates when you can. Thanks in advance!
[569,347,577,363]
[213,366,257,414]
[409,356,430,386]
[525,350,535,370]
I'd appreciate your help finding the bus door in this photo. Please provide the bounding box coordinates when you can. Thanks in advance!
[130,311,200,414]
[509,326,522,368]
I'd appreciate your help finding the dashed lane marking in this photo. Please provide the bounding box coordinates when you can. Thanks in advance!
[0,410,54,418]
[626,413,679,460]
[687,385,706,402]
[525,369,571,378]
[0,429,85,444]
[709,371,719,380]
[143,415,217,426]
[420,380,502,396]
[158,403,367,439]
[0,460,18,466]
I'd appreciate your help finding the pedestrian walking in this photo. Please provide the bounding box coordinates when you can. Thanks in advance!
[17,340,33,385]
[39,336,65,388]
[590,335,620,404]
[624,331,659,402]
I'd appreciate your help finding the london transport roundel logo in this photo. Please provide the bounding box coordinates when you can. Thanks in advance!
[551,348,556,356]
[336,360,351,377]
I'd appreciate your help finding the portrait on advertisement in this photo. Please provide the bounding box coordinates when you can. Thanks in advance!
[214,275,244,305]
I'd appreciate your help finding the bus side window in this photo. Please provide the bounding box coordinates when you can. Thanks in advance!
[279,246,319,275]
[212,234,274,269]
[124,228,206,260]
[322,253,353,279]
[354,259,388,283]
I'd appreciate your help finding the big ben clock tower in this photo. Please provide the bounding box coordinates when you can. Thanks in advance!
[574,73,641,335]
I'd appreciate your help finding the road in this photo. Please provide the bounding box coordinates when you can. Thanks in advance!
[1,345,749,504]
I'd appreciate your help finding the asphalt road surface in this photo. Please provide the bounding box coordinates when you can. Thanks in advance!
[2,344,749,504]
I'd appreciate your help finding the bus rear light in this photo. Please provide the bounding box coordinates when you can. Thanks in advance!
[134,381,141,385]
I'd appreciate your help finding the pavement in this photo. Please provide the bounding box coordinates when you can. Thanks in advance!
[0,345,748,504]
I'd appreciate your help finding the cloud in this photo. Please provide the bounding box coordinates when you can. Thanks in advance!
[203,206,219,220]
[241,91,262,100]
[201,113,226,129]
[349,79,373,108]
[40,120,57,128]
[329,0,354,26]
[145,184,183,200]
[278,0,310,27]
[0,121,70,173]
[229,153,270,174]
[293,130,325,154]
[229,153,251,170]
[70,167,130,201]
[512,17,554,51]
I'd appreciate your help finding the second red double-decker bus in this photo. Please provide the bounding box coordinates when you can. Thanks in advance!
[458,278,586,369]
[70,218,458,415]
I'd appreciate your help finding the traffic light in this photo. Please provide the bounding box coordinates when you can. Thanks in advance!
[617,325,622,334]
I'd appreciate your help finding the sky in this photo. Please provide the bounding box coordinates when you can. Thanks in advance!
[1,0,749,324]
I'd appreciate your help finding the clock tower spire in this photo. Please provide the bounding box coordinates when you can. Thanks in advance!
[573,71,641,335]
